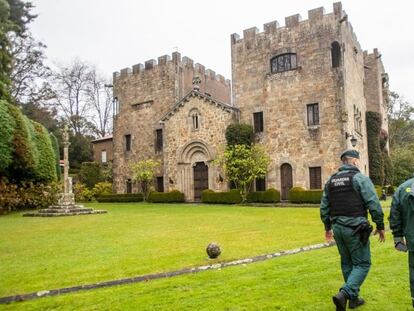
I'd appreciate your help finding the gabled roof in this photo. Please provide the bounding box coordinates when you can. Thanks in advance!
[91,135,113,143]
[159,90,238,122]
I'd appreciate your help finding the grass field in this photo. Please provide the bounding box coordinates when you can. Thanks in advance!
[1,200,411,310]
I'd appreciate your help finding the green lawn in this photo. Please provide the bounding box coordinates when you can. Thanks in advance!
[1,200,410,311]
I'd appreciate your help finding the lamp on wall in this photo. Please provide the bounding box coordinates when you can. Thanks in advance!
[345,132,358,147]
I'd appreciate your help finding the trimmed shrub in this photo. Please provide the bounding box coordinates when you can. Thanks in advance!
[79,162,104,189]
[147,190,185,203]
[289,187,323,204]
[0,100,15,174]
[73,183,94,202]
[0,179,59,213]
[366,111,384,185]
[7,105,39,181]
[201,189,242,204]
[92,182,113,197]
[31,120,57,182]
[96,193,144,203]
[50,133,61,180]
[225,123,254,146]
[247,188,280,203]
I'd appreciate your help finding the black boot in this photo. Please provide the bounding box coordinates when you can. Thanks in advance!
[349,297,365,309]
[332,290,348,311]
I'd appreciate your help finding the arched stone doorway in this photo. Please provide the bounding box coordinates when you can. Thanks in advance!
[193,162,208,201]
[280,163,293,200]
[177,140,214,201]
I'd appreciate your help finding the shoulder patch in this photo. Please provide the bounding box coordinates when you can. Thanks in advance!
[406,187,411,193]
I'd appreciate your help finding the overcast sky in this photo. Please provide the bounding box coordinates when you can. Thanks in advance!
[31,0,414,103]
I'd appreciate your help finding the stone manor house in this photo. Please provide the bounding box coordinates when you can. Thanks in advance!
[111,2,389,201]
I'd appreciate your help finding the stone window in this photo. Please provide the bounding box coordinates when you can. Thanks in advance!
[331,41,341,68]
[309,167,322,189]
[125,134,131,151]
[307,103,319,126]
[354,106,362,133]
[255,177,266,191]
[189,109,200,130]
[155,129,163,153]
[113,97,119,116]
[156,176,164,192]
[126,179,132,194]
[271,53,297,74]
[101,150,107,163]
[253,112,264,133]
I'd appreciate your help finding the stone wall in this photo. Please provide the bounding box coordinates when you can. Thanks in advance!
[112,53,231,193]
[91,137,113,164]
[162,92,238,201]
[231,2,371,193]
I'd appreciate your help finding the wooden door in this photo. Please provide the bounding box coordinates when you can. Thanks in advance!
[193,162,208,201]
[281,163,293,200]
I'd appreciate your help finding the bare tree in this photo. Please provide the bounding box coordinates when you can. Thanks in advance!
[48,59,112,137]
[85,68,113,137]
[10,32,54,105]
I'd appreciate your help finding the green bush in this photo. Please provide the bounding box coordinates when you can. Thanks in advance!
[7,104,39,181]
[201,189,242,204]
[96,193,144,203]
[386,185,395,196]
[50,133,61,181]
[147,190,185,203]
[366,111,384,185]
[73,183,94,202]
[225,123,254,146]
[247,188,280,203]
[92,182,113,197]
[79,162,104,188]
[288,187,323,204]
[31,120,57,183]
[0,100,16,174]
[0,179,60,213]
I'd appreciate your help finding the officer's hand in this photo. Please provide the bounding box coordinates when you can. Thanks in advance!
[325,230,333,242]
[374,229,386,242]
[395,241,408,252]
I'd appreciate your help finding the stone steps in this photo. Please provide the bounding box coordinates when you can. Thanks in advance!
[23,205,107,217]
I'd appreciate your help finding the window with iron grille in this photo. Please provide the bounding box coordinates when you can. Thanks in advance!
[307,103,319,126]
[255,177,266,191]
[271,53,297,74]
[309,167,322,189]
[155,129,163,152]
[125,134,131,151]
[253,112,264,133]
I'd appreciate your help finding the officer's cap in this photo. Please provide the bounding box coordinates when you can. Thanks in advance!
[340,149,360,160]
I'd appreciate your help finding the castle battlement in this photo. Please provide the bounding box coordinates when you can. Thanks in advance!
[231,2,345,45]
[113,51,230,86]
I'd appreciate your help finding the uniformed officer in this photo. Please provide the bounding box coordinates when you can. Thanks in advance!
[389,175,414,308]
[320,149,385,310]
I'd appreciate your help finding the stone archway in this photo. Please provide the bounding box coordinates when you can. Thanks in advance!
[177,140,215,201]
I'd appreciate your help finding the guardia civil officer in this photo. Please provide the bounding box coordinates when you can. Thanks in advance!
[320,149,385,310]
[389,175,414,308]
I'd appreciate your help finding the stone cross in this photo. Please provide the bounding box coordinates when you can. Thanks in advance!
[63,124,71,194]
[192,76,201,91]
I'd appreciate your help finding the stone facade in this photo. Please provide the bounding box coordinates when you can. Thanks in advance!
[112,2,389,201]
[91,136,113,164]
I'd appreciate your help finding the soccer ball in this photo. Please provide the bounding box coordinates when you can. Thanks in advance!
[206,242,221,259]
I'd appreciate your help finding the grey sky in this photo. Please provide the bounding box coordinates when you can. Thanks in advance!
[31,0,414,102]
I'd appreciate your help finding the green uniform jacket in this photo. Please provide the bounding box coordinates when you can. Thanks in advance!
[320,164,385,231]
[389,177,414,251]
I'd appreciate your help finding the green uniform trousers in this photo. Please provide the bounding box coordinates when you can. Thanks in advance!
[410,251,414,305]
[333,224,371,300]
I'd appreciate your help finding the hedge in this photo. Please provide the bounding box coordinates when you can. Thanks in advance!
[79,162,104,188]
[247,188,280,203]
[50,133,61,180]
[288,187,323,204]
[201,189,242,204]
[147,190,185,203]
[31,120,57,182]
[8,105,39,181]
[366,111,384,185]
[96,193,144,203]
[0,100,15,173]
